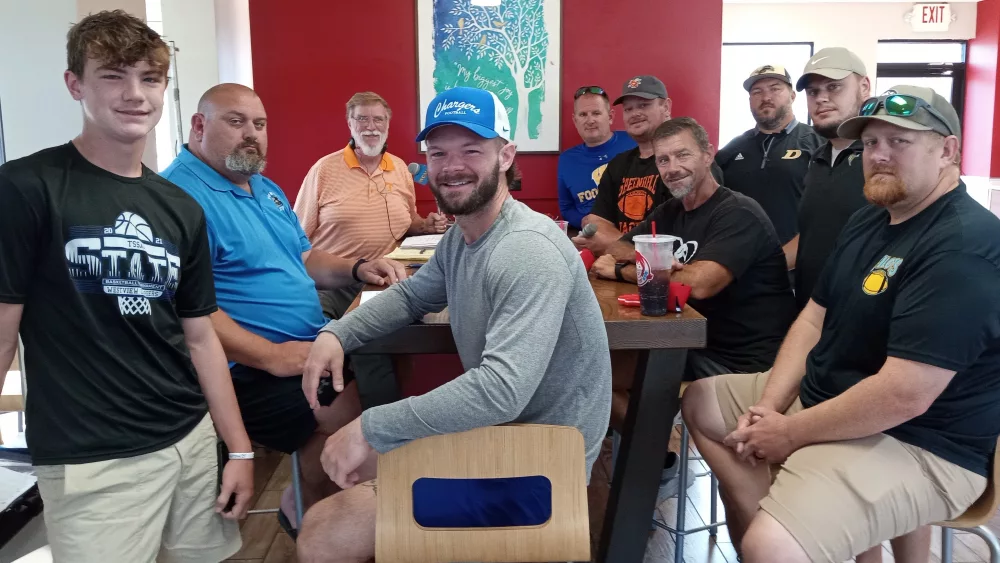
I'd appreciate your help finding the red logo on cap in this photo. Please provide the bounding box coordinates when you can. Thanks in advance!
[628,78,642,89]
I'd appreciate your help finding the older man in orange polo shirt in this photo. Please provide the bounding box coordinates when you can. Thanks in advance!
[295,91,446,318]
[295,92,447,409]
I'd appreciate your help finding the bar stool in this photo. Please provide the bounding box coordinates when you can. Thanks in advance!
[247,451,305,531]
[939,436,1000,563]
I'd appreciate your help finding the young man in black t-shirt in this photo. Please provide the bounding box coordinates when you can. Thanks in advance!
[594,117,795,378]
[573,75,723,255]
[0,11,253,561]
[681,87,1000,563]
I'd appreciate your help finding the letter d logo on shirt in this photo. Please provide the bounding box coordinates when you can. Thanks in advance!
[782,150,802,160]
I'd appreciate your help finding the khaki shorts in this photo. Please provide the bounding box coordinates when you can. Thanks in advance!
[34,413,241,563]
[715,371,987,563]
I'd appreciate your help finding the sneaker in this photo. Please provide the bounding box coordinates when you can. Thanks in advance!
[656,452,696,503]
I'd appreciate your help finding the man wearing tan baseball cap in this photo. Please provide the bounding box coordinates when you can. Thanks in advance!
[792,47,872,313]
[683,85,1000,563]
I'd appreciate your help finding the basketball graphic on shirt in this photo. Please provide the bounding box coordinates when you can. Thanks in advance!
[620,188,654,221]
[862,269,889,296]
[113,212,154,242]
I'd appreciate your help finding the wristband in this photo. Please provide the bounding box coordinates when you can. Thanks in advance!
[615,261,626,282]
[228,452,255,460]
[352,258,368,282]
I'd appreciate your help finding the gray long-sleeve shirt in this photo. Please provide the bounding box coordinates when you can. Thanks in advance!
[322,197,612,478]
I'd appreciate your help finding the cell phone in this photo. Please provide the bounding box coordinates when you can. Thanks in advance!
[216,441,237,513]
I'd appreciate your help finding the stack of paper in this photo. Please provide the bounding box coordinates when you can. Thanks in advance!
[385,247,434,262]
[399,234,443,249]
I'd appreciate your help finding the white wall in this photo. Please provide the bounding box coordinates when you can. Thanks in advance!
[215,0,254,88]
[0,0,82,161]
[723,2,979,80]
[161,0,221,150]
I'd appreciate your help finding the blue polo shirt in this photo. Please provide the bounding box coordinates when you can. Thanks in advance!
[557,131,637,229]
[161,146,327,344]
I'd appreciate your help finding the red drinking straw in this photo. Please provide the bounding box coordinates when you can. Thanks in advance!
[652,221,657,237]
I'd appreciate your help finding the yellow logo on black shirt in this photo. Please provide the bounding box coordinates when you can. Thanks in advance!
[782,150,802,159]
[862,255,903,296]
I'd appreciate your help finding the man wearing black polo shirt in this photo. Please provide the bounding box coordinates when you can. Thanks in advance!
[794,48,872,309]
[593,117,795,379]
[575,75,723,255]
[681,86,1000,563]
[716,65,823,266]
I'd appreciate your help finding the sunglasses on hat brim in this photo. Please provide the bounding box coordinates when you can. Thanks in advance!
[860,94,955,136]
[574,86,607,100]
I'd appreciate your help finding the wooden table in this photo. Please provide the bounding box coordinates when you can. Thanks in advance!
[346,276,707,563]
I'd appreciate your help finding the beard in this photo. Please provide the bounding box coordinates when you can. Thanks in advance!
[429,161,501,216]
[225,140,266,175]
[815,92,867,139]
[351,127,388,157]
[752,103,790,131]
[664,173,697,199]
[864,164,907,207]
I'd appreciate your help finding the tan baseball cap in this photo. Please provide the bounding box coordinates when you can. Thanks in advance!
[795,47,867,91]
[743,64,793,91]
[838,85,961,141]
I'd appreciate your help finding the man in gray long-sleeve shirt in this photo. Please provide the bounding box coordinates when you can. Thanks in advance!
[295,87,612,563]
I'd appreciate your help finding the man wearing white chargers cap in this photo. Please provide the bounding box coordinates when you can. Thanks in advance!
[294,86,612,563]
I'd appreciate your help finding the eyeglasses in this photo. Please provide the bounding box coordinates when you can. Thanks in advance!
[351,115,388,126]
[859,94,954,135]
[574,86,607,99]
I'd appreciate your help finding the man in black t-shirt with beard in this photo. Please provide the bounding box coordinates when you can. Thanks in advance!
[681,87,1000,563]
[0,11,252,562]
[593,117,795,379]
[574,75,723,256]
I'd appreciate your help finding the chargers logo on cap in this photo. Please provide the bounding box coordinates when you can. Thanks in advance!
[434,99,481,118]
[628,77,642,89]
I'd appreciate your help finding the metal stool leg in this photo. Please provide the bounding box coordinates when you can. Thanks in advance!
[674,423,690,563]
[292,451,305,526]
[610,430,620,485]
[709,473,720,537]
[941,527,954,563]
[959,525,1000,563]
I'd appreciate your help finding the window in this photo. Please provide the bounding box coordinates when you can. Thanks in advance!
[719,43,813,147]
[145,0,176,171]
[875,41,966,132]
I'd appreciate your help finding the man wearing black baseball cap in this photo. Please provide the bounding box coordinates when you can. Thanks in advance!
[716,64,823,267]
[683,86,1000,563]
[576,75,722,254]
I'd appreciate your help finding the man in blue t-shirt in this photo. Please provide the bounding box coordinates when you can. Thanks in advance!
[557,85,637,229]
[162,83,405,537]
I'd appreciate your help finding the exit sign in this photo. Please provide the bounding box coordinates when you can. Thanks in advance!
[908,3,954,32]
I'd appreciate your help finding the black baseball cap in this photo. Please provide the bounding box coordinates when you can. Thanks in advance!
[612,75,668,106]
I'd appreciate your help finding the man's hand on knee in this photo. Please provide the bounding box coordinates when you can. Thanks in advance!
[724,406,799,465]
[320,417,376,489]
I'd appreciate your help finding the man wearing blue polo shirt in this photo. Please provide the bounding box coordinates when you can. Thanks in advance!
[558,85,636,229]
[162,83,406,536]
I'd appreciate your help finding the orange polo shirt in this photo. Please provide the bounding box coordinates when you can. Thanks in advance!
[295,145,421,260]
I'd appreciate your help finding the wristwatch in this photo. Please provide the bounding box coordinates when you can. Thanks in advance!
[352,258,368,282]
[228,452,255,460]
[615,261,626,282]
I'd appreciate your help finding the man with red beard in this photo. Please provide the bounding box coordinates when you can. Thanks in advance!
[680,86,1000,563]
[294,86,612,563]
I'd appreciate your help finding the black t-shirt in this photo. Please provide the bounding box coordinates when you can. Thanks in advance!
[624,187,796,372]
[715,121,824,244]
[590,146,724,234]
[0,143,217,465]
[801,183,1000,476]
[794,140,869,310]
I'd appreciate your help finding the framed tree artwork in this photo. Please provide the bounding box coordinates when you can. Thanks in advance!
[416,0,561,152]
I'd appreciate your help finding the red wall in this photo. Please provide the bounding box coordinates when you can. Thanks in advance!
[965,0,1000,177]
[248,0,723,216]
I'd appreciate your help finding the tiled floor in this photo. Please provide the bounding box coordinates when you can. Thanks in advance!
[226,435,1000,563]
